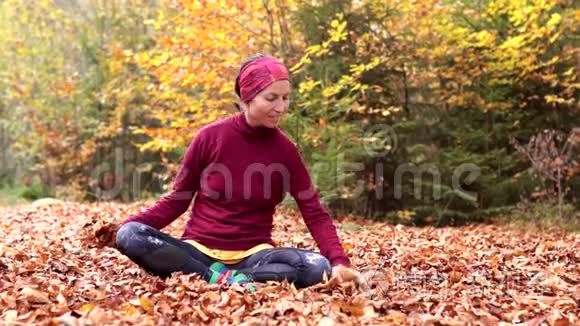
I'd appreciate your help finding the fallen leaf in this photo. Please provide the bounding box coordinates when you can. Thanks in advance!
[1,202,578,325]
[20,286,51,304]
[57,292,67,306]
[140,295,154,314]
[79,303,95,312]
[2,310,18,322]
[449,270,463,284]
[120,302,140,316]
[318,316,335,326]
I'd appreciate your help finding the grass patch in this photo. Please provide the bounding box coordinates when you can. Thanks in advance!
[0,184,30,206]
[493,200,580,233]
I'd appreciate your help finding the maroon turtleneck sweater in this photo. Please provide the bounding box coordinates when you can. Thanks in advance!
[122,112,351,266]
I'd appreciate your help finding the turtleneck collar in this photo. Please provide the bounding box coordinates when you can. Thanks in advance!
[233,111,279,139]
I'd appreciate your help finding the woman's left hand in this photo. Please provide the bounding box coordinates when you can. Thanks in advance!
[95,222,121,248]
[330,264,368,289]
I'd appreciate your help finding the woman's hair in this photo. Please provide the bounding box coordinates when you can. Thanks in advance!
[234,53,268,112]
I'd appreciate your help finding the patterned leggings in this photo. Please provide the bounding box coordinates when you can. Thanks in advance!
[115,222,332,288]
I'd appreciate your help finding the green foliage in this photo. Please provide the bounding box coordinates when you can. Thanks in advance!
[19,179,51,201]
[0,185,30,206]
[286,0,579,225]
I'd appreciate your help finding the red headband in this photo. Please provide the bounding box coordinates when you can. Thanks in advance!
[239,56,289,103]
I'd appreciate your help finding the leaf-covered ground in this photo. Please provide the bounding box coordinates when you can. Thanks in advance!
[0,201,578,325]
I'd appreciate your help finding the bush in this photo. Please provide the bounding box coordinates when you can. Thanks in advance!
[19,179,50,201]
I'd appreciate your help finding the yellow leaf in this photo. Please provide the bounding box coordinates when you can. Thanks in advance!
[121,302,140,316]
[140,295,154,314]
[397,210,416,220]
[472,30,495,47]
[546,13,562,29]
[501,35,526,49]
[563,67,574,77]
[79,303,95,312]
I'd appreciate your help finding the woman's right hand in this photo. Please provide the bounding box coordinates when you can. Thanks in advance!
[95,222,121,248]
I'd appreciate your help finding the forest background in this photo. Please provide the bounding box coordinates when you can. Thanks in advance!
[0,0,578,230]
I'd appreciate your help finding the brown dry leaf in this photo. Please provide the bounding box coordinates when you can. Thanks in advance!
[276,299,302,315]
[521,314,546,326]
[0,245,19,256]
[86,306,108,324]
[318,316,335,326]
[2,310,18,323]
[56,313,81,326]
[20,286,51,304]
[538,272,573,291]
[384,310,408,324]
[193,305,210,322]
[340,302,364,316]
[56,292,67,306]
[449,270,463,284]
[553,318,570,326]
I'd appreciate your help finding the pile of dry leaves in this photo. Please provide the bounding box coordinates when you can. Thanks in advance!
[0,201,578,325]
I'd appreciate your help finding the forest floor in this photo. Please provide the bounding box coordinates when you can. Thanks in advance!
[0,201,578,325]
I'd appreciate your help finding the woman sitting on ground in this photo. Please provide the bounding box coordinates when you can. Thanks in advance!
[97,54,362,291]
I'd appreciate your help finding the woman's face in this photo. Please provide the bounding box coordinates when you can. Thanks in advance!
[245,80,291,128]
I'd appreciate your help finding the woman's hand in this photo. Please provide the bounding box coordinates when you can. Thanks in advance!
[95,222,121,248]
[330,264,368,289]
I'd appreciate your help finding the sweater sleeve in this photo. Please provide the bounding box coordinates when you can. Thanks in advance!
[121,131,208,230]
[287,144,351,267]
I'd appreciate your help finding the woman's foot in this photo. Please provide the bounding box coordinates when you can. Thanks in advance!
[208,261,231,284]
[208,262,255,292]
[228,270,256,292]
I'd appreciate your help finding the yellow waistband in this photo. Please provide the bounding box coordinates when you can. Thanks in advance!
[184,239,274,265]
